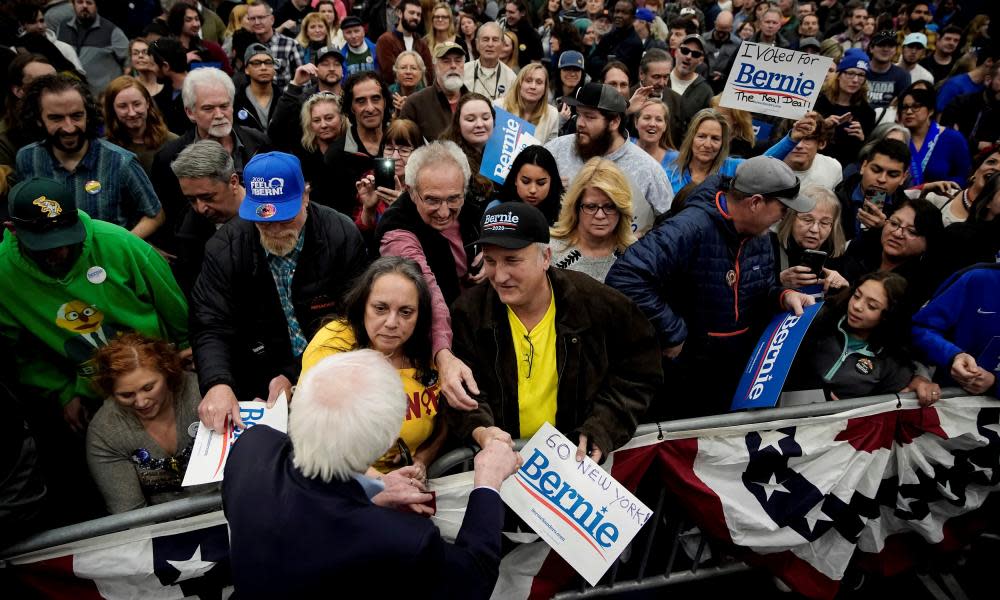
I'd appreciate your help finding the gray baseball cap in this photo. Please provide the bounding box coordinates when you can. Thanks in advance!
[561,82,628,114]
[731,156,814,212]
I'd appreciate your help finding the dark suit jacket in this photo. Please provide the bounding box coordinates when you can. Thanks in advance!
[223,425,505,599]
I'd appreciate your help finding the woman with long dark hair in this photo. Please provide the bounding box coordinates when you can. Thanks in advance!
[302,256,444,480]
[491,145,564,224]
[787,272,935,400]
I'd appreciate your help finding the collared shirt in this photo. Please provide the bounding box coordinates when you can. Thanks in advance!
[264,231,308,356]
[15,138,161,229]
[263,32,304,91]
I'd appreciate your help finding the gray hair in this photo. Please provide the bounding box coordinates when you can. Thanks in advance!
[170,140,235,182]
[181,67,235,111]
[290,350,406,482]
[859,122,911,161]
[476,21,502,41]
[392,50,426,74]
[640,48,672,74]
[404,141,471,192]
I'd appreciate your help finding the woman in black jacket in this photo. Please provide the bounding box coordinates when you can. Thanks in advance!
[787,272,933,400]
[842,196,944,316]
[925,172,1000,290]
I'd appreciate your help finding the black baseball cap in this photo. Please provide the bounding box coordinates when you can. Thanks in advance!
[8,177,86,251]
[561,82,628,114]
[341,16,363,30]
[871,30,898,47]
[315,46,344,64]
[474,202,550,249]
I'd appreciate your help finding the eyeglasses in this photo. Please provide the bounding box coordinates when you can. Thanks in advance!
[886,217,920,238]
[433,14,450,20]
[797,215,834,229]
[414,189,463,209]
[248,59,275,67]
[678,46,705,59]
[900,103,925,113]
[131,49,150,57]
[841,71,867,80]
[522,334,534,379]
[246,15,271,22]
[579,203,618,216]
[11,211,79,232]
[384,144,413,157]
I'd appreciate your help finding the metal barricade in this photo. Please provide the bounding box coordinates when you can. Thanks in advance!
[1,387,972,600]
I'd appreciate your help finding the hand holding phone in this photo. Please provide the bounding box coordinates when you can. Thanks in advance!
[374,158,396,190]
[799,249,828,279]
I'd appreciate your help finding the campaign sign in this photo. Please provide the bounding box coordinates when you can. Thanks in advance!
[720,43,832,119]
[731,302,824,411]
[480,107,539,184]
[182,392,288,486]
[500,423,652,586]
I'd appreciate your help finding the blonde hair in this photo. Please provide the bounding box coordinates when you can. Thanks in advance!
[635,100,675,150]
[501,30,519,71]
[225,4,249,38]
[300,93,346,152]
[676,108,731,177]
[710,95,753,144]
[775,186,846,258]
[551,158,636,251]
[424,2,456,53]
[501,63,549,125]
[297,12,333,47]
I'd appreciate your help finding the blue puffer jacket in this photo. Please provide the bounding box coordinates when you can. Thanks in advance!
[606,175,783,351]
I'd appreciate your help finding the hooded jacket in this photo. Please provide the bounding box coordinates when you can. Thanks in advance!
[0,212,189,406]
[446,268,662,455]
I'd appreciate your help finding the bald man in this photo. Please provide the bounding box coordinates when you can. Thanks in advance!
[702,10,742,92]
[463,22,517,101]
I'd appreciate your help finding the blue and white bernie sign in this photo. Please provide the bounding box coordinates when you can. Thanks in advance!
[720,42,832,119]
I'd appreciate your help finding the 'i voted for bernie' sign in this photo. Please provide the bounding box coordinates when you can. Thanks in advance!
[720,42,832,119]
[731,302,824,411]
[500,423,651,586]
[480,107,540,185]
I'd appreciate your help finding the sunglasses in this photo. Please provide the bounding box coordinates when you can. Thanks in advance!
[678,46,705,59]
[11,210,79,232]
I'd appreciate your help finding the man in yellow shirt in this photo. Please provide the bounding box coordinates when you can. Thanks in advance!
[447,203,662,462]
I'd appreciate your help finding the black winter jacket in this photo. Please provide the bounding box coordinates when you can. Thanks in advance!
[190,203,368,400]
[446,268,662,456]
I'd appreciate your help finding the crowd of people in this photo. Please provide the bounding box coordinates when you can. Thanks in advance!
[0,0,998,593]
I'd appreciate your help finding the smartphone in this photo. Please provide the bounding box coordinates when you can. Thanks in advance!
[864,190,887,213]
[799,249,828,279]
[374,158,396,190]
[468,243,482,276]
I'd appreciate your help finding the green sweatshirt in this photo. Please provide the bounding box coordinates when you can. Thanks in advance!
[0,212,189,407]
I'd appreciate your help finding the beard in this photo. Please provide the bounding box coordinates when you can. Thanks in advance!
[402,17,422,33]
[575,124,613,160]
[441,73,464,92]
[908,18,926,31]
[257,226,301,256]
[207,120,232,139]
[47,127,87,153]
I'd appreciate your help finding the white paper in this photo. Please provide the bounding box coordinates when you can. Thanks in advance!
[499,423,652,586]
[181,392,289,486]
[719,42,833,119]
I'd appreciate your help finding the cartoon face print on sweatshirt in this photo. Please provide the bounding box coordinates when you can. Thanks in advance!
[55,299,122,374]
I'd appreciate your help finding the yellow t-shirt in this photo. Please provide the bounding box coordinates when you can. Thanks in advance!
[301,321,440,473]
[507,292,558,438]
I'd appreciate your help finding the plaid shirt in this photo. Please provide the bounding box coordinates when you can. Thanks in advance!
[15,138,161,229]
[265,232,308,357]
[263,32,304,91]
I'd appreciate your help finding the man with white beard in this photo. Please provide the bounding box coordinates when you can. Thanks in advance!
[191,151,367,434]
[400,42,470,141]
[151,68,269,255]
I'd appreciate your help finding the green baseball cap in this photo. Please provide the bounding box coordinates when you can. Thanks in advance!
[8,177,86,251]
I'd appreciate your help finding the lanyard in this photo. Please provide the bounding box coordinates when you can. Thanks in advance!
[473,63,501,100]
[909,121,943,186]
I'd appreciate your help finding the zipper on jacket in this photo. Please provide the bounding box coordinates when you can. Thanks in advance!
[733,238,748,323]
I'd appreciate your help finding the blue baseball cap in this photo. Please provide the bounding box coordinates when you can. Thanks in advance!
[837,48,870,73]
[635,8,654,22]
[558,50,585,70]
[240,152,306,222]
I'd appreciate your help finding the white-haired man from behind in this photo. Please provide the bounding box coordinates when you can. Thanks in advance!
[223,349,520,599]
